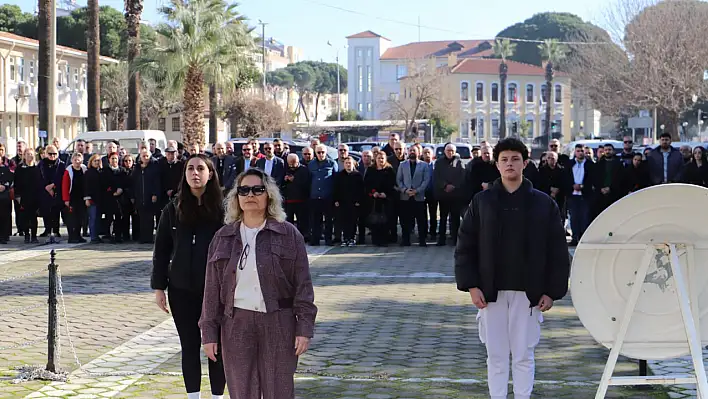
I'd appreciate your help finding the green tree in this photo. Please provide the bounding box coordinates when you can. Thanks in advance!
[495,12,610,67]
[493,38,516,139]
[0,5,34,35]
[326,109,361,121]
[134,0,256,146]
[539,39,567,136]
[286,63,316,122]
[431,117,456,141]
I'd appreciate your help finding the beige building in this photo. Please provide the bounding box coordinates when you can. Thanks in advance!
[252,38,303,74]
[0,32,118,152]
[399,55,572,144]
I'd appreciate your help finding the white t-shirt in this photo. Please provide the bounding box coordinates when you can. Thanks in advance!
[233,221,267,313]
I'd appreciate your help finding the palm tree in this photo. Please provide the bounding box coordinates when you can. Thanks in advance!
[38,0,54,144]
[125,0,143,130]
[87,0,101,131]
[493,38,516,139]
[133,0,254,146]
[538,39,566,137]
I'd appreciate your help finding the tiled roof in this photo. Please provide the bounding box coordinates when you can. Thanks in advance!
[346,30,390,41]
[0,31,118,62]
[381,39,494,60]
[451,58,568,77]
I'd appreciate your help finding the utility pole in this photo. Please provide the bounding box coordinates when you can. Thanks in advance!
[328,41,344,144]
[258,20,268,101]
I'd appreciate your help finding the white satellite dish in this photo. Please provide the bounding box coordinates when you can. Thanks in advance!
[571,183,708,398]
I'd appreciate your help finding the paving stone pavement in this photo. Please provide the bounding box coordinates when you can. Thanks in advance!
[0,243,679,398]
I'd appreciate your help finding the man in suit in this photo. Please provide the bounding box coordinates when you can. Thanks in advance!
[396,145,431,247]
[256,142,286,187]
[225,144,255,192]
[564,143,595,246]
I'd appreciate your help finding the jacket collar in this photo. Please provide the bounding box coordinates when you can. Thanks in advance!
[218,218,287,237]
[489,177,534,195]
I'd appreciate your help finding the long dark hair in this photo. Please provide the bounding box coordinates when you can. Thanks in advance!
[175,154,223,225]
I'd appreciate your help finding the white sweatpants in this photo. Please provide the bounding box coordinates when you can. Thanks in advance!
[477,290,543,399]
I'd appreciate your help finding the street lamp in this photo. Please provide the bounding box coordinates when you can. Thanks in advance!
[327,41,347,144]
[13,92,27,141]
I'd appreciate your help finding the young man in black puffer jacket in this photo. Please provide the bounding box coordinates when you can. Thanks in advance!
[455,137,570,399]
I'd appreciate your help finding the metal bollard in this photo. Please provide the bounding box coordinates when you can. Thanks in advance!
[46,250,58,373]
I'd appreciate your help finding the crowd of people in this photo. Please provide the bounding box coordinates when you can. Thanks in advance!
[0,130,700,248]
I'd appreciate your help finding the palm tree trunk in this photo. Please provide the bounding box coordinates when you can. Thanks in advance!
[544,62,553,137]
[87,0,100,131]
[298,93,309,122]
[314,92,321,121]
[126,0,143,130]
[499,62,507,139]
[208,84,217,144]
[38,0,53,140]
[183,66,205,147]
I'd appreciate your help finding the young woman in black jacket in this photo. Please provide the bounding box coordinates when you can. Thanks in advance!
[84,155,103,243]
[333,157,365,247]
[100,152,125,243]
[364,152,397,247]
[151,154,225,399]
[14,147,40,243]
[120,155,138,242]
[681,146,708,187]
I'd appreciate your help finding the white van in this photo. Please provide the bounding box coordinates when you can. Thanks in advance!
[64,130,167,155]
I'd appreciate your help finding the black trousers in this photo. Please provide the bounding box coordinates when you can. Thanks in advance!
[337,203,358,241]
[13,199,24,235]
[401,199,427,244]
[369,199,389,246]
[438,199,462,244]
[18,202,38,237]
[0,200,11,240]
[119,205,138,241]
[42,206,62,235]
[285,201,309,240]
[387,197,400,242]
[357,200,371,244]
[135,204,155,243]
[168,287,226,395]
[67,202,87,241]
[309,199,333,245]
[426,195,437,237]
[104,211,123,240]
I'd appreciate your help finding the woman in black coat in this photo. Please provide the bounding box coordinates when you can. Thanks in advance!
[100,152,125,243]
[120,154,138,241]
[84,154,103,243]
[364,152,397,247]
[624,153,651,194]
[132,149,162,244]
[15,147,41,243]
[333,157,365,247]
[681,146,708,187]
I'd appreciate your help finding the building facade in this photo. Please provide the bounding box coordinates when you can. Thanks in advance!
[252,37,303,74]
[0,32,117,151]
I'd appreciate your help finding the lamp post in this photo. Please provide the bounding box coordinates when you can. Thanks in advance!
[682,121,689,139]
[13,92,26,141]
[327,41,346,144]
[258,19,268,101]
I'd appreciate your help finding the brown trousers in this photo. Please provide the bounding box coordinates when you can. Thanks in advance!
[221,307,298,399]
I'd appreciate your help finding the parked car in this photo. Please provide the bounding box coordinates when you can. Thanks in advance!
[343,142,384,153]
[561,139,624,158]
[64,130,168,155]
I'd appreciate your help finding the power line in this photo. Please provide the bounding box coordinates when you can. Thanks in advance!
[300,0,619,46]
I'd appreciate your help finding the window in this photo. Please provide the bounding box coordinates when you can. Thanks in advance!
[18,58,24,82]
[358,66,363,92]
[553,119,562,133]
[366,66,372,92]
[65,65,70,88]
[396,65,407,80]
[491,118,500,138]
[73,68,79,89]
[367,103,372,112]
[460,81,469,102]
[366,48,372,59]
[554,84,562,103]
[158,118,166,131]
[460,119,470,139]
[507,83,518,103]
[57,65,63,87]
[357,103,363,112]
[357,49,362,60]
[477,117,485,138]
[82,69,87,90]
[476,82,484,102]
[403,88,407,98]
[389,92,398,101]
[29,61,35,84]
[541,84,548,104]
[526,84,534,103]
[171,117,180,131]
[9,57,15,81]
[491,83,499,102]
[526,117,535,137]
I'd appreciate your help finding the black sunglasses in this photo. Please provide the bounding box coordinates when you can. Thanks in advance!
[316,151,325,154]
[624,141,632,144]
[47,152,58,156]
[236,185,266,196]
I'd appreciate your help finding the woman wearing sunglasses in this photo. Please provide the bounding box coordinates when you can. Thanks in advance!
[152,154,226,399]
[200,168,317,399]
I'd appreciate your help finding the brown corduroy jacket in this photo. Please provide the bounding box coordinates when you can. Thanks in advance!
[199,219,317,344]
